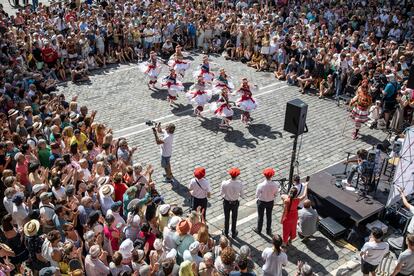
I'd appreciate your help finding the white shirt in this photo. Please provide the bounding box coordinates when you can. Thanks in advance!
[12,203,29,229]
[407,205,414,234]
[160,130,173,157]
[188,178,211,199]
[220,179,244,201]
[163,227,178,251]
[256,180,279,202]
[3,197,13,214]
[52,186,66,201]
[100,196,114,216]
[261,247,288,276]
[82,168,91,181]
[85,255,110,276]
[361,240,389,265]
[39,202,56,221]
[143,28,154,43]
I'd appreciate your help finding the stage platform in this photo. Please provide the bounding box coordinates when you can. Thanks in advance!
[308,162,389,226]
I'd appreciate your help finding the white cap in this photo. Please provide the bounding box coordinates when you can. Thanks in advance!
[153,238,162,251]
[168,216,181,229]
[119,239,134,259]
[165,248,177,260]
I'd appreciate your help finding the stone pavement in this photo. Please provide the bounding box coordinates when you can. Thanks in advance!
[60,54,387,275]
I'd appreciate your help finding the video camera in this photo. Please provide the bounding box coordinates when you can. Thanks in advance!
[145,120,156,126]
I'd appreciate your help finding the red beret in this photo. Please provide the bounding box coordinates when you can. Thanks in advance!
[263,168,275,178]
[194,167,206,179]
[228,168,240,178]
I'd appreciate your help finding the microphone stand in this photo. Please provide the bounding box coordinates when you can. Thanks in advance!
[332,152,352,177]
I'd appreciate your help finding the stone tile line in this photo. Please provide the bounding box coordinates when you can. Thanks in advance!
[116,84,289,139]
[212,212,258,235]
[113,81,282,135]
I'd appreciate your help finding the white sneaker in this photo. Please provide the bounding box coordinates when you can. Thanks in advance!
[342,180,356,191]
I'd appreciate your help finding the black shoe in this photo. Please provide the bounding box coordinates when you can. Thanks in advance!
[232,231,238,238]
[163,177,173,183]
[252,228,261,234]
[222,230,229,238]
[266,229,272,236]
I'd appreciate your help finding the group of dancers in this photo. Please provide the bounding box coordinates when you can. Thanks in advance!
[138,46,258,127]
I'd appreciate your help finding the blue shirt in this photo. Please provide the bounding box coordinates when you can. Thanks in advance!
[383,81,399,101]
[188,23,196,36]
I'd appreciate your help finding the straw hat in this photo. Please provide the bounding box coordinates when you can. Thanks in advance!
[100,184,114,197]
[24,219,40,237]
[32,122,43,131]
[0,243,15,256]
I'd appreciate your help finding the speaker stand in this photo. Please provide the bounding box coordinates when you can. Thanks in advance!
[288,134,299,191]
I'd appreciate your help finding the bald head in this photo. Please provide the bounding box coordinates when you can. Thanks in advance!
[303,199,312,208]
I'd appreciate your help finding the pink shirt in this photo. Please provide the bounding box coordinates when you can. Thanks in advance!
[103,225,120,251]
[15,159,29,186]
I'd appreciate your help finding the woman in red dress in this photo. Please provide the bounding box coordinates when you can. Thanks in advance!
[280,184,309,246]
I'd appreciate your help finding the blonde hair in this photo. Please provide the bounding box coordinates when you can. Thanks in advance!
[196,224,210,244]
[62,126,74,137]
[104,134,113,145]
[69,101,78,112]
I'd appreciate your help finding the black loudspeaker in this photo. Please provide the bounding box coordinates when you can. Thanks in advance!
[318,217,347,240]
[284,99,308,135]
[407,65,414,89]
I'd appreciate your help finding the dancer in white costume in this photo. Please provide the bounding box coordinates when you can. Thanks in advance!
[235,78,258,125]
[193,55,214,82]
[213,68,234,94]
[138,51,162,88]
[186,75,212,116]
[168,45,190,78]
[210,87,234,128]
[162,69,184,105]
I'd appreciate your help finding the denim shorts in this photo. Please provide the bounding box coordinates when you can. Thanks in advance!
[161,156,171,168]
[144,41,153,49]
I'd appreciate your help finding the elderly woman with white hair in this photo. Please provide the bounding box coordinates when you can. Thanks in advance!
[235,245,255,272]
[198,252,217,276]
[85,245,109,276]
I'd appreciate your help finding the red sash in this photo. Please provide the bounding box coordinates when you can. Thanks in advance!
[215,103,229,114]
[192,90,206,98]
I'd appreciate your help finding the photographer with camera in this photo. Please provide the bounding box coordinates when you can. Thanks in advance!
[152,123,175,183]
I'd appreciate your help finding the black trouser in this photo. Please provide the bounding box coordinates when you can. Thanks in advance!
[192,197,208,219]
[223,199,239,235]
[257,200,274,232]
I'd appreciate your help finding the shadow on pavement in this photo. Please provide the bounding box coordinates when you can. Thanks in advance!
[359,133,383,145]
[247,123,283,140]
[182,82,194,91]
[150,89,168,100]
[170,178,191,207]
[286,243,331,275]
[224,129,259,148]
[198,117,259,148]
[303,236,339,260]
[170,103,193,116]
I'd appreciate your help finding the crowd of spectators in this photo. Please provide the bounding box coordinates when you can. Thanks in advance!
[0,0,414,275]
